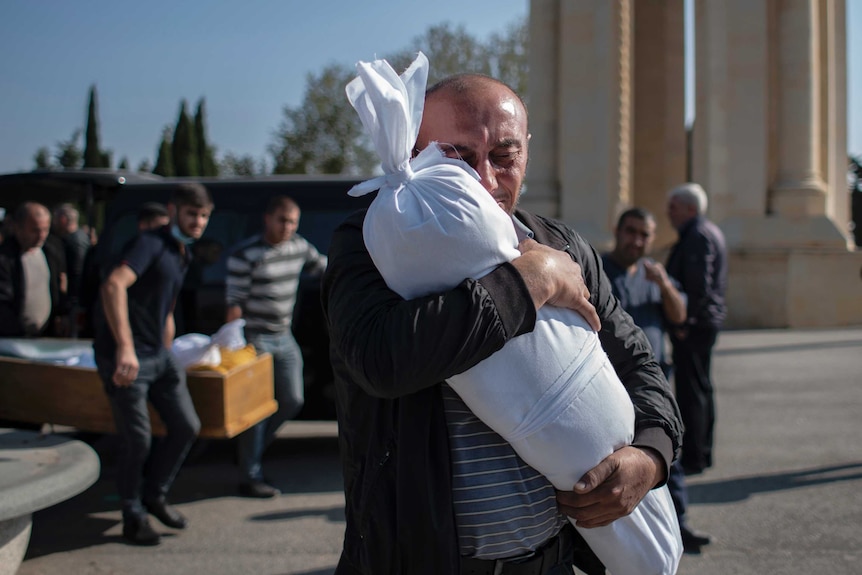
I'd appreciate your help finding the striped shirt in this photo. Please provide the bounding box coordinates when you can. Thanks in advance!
[444,215,565,560]
[442,384,567,560]
[225,234,327,334]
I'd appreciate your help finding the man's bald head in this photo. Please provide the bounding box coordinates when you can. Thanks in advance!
[416,73,530,214]
[13,202,51,251]
[424,74,527,122]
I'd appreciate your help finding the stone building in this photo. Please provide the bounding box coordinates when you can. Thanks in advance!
[525,0,861,328]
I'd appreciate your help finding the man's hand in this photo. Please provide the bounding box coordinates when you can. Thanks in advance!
[555,446,665,528]
[514,238,601,331]
[113,345,140,387]
[643,259,669,287]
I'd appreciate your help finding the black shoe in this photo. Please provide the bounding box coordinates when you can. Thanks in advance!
[143,496,188,529]
[122,516,161,546]
[680,525,711,553]
[238,480,281,499]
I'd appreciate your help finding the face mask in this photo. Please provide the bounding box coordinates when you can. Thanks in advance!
[171,224,195,245]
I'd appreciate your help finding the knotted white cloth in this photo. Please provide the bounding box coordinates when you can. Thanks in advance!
[346,52,519,299]
[346,52,681,575]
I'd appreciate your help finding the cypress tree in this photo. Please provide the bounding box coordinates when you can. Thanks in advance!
[153,127,174,176]
[83,85,109,168]
[194,98,219,176]
[171,100,199,177]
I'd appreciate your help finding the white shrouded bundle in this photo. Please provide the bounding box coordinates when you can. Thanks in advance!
[345,52,682,575]
[345,52,520,299]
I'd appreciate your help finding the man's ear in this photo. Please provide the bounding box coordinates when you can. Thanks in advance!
[167,203,177,219]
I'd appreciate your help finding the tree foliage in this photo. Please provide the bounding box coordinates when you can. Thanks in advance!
[270,21,528,175]
[55,129,83,169]
[270,64,377,175]
[849,155,862,193]
[194,98,219,176]
[153,127,174,177]
[221,152,265,177]
[172,100,199,177]
[83,85,111,168]
[850,155,862,247]
[34,147,52,169]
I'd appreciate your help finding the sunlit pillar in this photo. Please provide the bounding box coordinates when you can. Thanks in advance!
[632,0,686,248]
[770,0,828,218]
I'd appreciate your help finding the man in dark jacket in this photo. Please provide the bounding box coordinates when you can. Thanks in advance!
[94,183,211,546]
[665,183,728,475]
[0,202,67,337]
[322,74,683,575]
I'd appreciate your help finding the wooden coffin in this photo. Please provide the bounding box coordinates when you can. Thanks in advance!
[0,352,277,439]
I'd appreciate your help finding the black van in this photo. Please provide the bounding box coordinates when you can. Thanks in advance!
[0,169,373,420]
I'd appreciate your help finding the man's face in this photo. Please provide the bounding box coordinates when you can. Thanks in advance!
[174,204,211,240]
[264,206,300,245]
[416,82,529,215]
[667,196,695,230]
[16,213,50,251]
[613,215,656,267]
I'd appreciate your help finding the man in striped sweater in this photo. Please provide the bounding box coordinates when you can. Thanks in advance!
[225,195,327,498]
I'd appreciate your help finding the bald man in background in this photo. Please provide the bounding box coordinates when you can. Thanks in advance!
[0,202,67,337]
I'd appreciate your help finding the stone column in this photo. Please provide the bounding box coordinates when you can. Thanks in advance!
[819,0,851,243]
[554,0,633,248]
[693,0,860,328]
[632,0,686,249]
[693,0,771,225]
[770,0,829,218]
[524,0,561,218]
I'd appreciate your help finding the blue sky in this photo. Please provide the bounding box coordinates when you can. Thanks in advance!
[1,0,859,174]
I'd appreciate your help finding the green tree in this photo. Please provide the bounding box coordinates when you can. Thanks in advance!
[486,21,529,101]
[270,64,376,175]
[153,127,174,177]
[172,100,199,177]
[849,155,862,193]
[387,24,492,84]
[850,155,862,246]
[34,147,53,169]
[269,20,527,175]
[83,85,111,168]
[137,159,153,173]
[194,98,219,176]
[55,129,83,169]
[221,152,264,176]
[118,157,129,171]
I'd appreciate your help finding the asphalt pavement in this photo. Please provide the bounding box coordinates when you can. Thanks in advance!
[15,326,862,575]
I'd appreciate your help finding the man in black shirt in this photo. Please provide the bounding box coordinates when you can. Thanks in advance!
[94,183,213,546]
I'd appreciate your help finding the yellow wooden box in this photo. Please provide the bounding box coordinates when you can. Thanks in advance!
[0,352,277,439]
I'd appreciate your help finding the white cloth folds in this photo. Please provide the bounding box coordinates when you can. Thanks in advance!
[346,52,682,575]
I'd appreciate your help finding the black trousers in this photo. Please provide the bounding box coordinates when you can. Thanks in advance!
[671,327,718,474]
[97,349,201,519]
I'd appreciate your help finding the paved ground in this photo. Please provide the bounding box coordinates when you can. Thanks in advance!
[15,326,862,575]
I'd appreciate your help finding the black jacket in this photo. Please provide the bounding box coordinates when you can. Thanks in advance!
[0,236,66,337]
[322,208,683,575]
[666,215,727,331]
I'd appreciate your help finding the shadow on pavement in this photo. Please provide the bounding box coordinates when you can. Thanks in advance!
[689,462,862,504]
[23,432,343,560]
[249,504,345,523]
